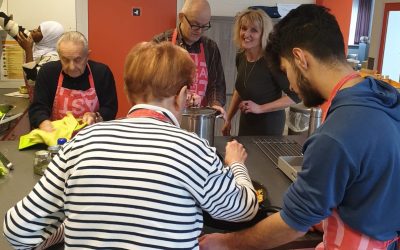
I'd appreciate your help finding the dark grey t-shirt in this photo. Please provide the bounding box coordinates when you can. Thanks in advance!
[235,52,299,136]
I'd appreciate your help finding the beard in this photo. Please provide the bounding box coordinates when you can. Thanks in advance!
[294,66,325,108]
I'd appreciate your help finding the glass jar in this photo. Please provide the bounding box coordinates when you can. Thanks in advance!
[48,145,60,159]
[33,150,50,176]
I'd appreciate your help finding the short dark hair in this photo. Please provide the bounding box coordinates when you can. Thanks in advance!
[266,4,347,72]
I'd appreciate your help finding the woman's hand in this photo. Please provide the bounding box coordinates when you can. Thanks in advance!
[211,104,226,120]
[224,139,247,166]
[16,31,33,52]
[221,121,231,136]
[239,100,262,114]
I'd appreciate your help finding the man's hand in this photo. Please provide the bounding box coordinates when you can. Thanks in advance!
[82,112,97,125]
[186,92,202,107]
[199,233,233,250]
[39,120,54,133]
[224,140,247,166]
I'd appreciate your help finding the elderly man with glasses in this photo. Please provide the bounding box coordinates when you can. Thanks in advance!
[153,0,226,116]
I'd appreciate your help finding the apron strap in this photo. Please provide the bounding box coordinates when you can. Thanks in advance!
[321,72,361,122]
[172,28,178,45]
[127,108,175,125]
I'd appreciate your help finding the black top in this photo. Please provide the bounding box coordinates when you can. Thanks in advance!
[28,60,118,128]
[153,28,226,107]
[235,52,300,136]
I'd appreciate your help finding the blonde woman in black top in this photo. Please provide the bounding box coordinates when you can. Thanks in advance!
[222,8,300,136]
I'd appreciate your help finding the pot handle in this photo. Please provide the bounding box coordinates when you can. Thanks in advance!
[213,109,224,119]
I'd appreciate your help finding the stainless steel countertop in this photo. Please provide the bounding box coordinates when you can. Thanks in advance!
[0,136,320,250]
[0,141,42,250]
[0,88,30,117]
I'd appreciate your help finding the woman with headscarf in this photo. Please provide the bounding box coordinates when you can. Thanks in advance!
[0,12,64,81]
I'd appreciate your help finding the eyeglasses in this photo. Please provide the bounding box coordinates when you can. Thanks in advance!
[183,15,211,31]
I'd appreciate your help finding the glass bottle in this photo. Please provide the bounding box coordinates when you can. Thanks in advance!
[48,138,67,159]
[33,150,50,175]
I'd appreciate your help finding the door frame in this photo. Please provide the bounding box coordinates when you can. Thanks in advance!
[377,2,400,73]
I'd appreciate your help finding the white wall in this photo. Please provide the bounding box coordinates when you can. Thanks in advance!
[177,0,313,16]
[75,0,88,38]
[0,0,76,87]
[1,0,76,31]
[369,0,400,70]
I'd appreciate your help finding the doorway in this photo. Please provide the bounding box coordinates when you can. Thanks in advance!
[377,3,400,81]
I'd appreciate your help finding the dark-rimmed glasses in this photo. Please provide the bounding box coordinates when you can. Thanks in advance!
[183,14,211,31]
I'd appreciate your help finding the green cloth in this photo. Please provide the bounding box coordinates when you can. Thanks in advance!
[19,113,87,150]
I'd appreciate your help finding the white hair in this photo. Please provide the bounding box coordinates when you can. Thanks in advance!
[56,31,88,54]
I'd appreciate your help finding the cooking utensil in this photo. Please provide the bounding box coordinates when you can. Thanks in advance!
[308,107,322,136]
[203,180,281,231]
[181,107,223,146]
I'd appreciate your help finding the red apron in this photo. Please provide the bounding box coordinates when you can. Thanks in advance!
[127,108,174,125]
[172,29,209,106]
[321,72,360,122]
[315,210,399,249]
[51,64,99,121]
[316,72,399,249]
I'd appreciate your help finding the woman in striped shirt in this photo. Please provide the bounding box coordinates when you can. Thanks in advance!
[4,41,258,249]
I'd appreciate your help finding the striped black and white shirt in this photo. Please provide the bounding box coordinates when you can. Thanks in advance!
[4,104,258,249]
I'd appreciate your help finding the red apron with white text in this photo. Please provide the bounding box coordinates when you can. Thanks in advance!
[315,210,399,249]
[51,64,99,121]
[316,72,399,249]
[172,29,209,106]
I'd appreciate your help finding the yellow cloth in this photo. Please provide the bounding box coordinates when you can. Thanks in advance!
[19,113,87,150]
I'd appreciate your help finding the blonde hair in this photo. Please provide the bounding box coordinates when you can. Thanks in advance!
[56,31,88,54]
[124,42,195,103]
[233,8,273,52]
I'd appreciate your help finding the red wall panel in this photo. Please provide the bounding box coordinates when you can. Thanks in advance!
[88,0,177,117]
[317,0,352,53]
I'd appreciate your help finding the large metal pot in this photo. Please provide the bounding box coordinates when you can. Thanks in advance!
[181,107,222,146]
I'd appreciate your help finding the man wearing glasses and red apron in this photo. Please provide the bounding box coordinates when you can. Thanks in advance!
[29,31,118,132]
[153,0,226,117]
